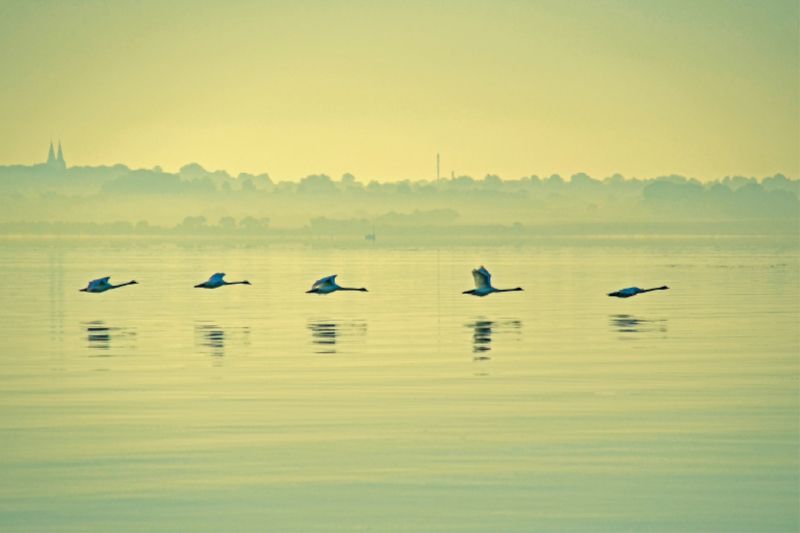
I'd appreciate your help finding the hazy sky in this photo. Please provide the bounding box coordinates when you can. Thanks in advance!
[0,0,797,181]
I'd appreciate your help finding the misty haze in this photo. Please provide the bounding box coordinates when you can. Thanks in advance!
[1,144,797,238]
[1,1,798,532]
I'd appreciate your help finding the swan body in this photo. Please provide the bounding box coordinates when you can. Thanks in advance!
[608,286,669,298]
[194,273,251,289]
[80,277,138,293]
[306,275,367,294]
[462,266,523,297]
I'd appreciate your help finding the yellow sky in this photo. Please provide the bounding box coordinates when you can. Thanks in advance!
[0,0,797,182]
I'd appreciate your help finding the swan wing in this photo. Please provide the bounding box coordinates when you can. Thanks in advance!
[88,277,111,289]
[208,273,226,283]
[312,275,337,290]
[472,267,492,289]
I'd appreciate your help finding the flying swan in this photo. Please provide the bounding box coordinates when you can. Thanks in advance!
[463,266,523,296]
[306,275,368,294]
[607,286,669,298]
[194,273,251,289]
[80,277,138,293]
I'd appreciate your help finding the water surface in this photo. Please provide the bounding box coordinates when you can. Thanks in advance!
[0,237,797,531]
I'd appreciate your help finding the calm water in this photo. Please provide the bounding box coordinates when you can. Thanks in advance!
[0,237,798,532]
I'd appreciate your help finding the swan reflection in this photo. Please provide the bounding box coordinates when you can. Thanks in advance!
[471,320,493,354]
[308,320,367,354]
[84,321,135,353]
[195,323,250,357]
[466,319,522,359]
[309,322,337,354]
[610,315,667,337]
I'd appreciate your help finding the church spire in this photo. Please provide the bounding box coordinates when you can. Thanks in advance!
[47,141,56,165]
[56,141,65,169]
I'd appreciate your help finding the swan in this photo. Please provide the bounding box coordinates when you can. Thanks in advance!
[194,273,251,289]
[463,266,523,297]
[80,277,138,293]
[306,275,367,294]
[607,286,669,298]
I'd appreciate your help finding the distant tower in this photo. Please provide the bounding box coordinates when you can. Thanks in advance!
[56,141,66,170]
[46,141,56,166]
[437,154,440,181]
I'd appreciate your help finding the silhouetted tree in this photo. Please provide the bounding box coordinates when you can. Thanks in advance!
[298,174,337,195]
[239,216,270,231]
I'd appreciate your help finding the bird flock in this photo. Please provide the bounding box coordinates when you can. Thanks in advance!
[80,267,668,298]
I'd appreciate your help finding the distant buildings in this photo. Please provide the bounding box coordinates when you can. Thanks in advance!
[46,141,66,170]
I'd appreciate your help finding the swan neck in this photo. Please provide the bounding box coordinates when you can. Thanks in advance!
[643,286,667,293]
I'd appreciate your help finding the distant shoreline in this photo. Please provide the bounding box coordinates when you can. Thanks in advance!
[1,220,797,239]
